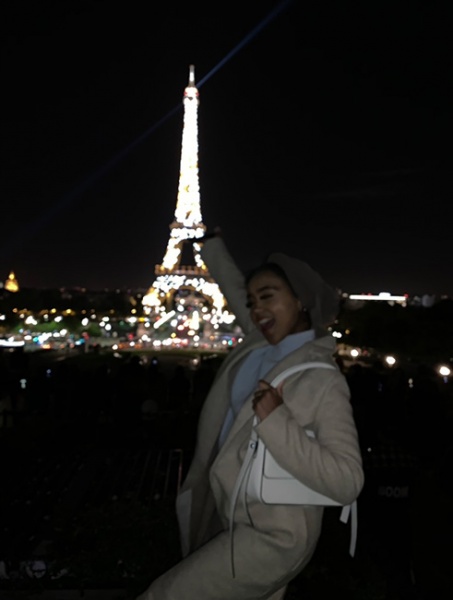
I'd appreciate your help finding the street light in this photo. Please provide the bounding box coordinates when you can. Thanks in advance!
[385,355,396,367]
[438,365,451,377]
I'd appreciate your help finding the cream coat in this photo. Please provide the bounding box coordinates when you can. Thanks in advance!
[137,239,364,600]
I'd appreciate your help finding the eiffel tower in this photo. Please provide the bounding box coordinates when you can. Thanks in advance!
[142,66,235,341]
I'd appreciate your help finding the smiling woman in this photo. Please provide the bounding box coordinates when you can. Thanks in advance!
[134,233,364,600]
[245,264,311,345]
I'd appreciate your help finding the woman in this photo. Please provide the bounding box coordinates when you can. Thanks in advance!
[136,235,364,600]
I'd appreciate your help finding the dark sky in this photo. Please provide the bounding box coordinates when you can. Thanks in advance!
[2,0,452,296]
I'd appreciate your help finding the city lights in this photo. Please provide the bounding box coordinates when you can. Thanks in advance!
[348,292,408,306]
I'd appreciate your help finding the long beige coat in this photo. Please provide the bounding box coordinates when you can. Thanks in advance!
[137,239,364,600]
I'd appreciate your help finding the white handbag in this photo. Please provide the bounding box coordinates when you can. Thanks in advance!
[229,361,357,576]
[246,362,341,505]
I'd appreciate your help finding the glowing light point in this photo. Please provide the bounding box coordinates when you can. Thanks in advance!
[5,271,19,292]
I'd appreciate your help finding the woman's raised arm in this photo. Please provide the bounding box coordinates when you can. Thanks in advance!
[200,235,255,334]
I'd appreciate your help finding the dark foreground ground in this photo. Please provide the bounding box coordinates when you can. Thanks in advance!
[0,349,452,599]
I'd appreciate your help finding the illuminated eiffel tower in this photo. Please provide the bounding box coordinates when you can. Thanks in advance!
[142,66,235,344]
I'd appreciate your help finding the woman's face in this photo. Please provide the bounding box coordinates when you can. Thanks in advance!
[246,270,308,345]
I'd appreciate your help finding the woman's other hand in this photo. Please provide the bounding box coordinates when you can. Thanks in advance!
[252,380,283,420]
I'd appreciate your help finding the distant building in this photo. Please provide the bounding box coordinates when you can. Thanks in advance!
[4,271,19,293]
[347,292,408,306]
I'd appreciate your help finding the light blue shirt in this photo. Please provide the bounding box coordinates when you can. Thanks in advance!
[218,329,315,448]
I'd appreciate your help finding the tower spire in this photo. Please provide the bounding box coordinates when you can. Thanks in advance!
[188,64,195,85]
[142,66,235,345]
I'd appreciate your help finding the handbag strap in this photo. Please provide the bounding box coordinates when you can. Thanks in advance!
[269,361,358,557]
[340,501,358,557]
[228,361,338,576]
[229,436,257,577]
[269,361,336,387]
[249,361,337,444]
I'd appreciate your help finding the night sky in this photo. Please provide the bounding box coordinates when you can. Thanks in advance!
[2,0,452,296]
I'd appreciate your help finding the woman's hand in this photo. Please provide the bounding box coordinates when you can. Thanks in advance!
[191,226,222,244]
[252,379,283,420]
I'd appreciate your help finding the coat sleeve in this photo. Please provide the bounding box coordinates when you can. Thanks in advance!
[255,369,364,506]
[200,236,255,333]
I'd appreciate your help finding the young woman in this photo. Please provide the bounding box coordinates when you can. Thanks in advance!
[136,235,364,600]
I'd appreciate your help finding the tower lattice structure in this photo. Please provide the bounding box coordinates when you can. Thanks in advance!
[142,66,234,336]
